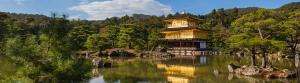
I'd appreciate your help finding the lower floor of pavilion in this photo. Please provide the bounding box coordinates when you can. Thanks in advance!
[162,39,216,56]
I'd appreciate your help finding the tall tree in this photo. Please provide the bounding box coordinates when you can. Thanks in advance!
[280,11,300,56]
[39,13,73,59]
[106,25,120,48]
[230,9,286,67]
[208,24,230,51]
[147,28,161,51]
[0,13,8,54]
[85,34,111,51]
[226,33,257,65]
[68,24,96,50]
[117,24,137,49]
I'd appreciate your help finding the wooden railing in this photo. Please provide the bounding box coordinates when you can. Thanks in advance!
[166,48,218,56]
[168,47,197,50]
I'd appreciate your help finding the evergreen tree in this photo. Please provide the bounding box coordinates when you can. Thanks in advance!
[68,24,96,50]
[147,28,161,51]
[230,9,286,67]
[280,11,300,56]
[0,13,8,54]
[117,24,137,49]
[102,17,120,48]
[85,34,111,51]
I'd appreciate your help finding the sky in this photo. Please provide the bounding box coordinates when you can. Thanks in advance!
[0,0,299,20]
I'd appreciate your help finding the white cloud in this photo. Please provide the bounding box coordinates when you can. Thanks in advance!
[79,0,109,4]
[68,15,82,20]
[70,0,173,20]
[15,0,26,6]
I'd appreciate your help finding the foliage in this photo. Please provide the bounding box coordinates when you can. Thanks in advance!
[0,12,9,55]
[279,11,300,54]
[147,28,162,51]
[117,24,138,49]
[278,2,300,12]
[85,34,111,51]
[228,9,289,67]
[0,14,93,82]
[106,25,120,48]
[0,2,300,82]
[68,22,97,50]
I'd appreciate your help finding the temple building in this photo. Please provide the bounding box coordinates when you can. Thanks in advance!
[160,16,209,56]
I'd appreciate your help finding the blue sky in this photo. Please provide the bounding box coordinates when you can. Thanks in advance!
[0,0,299,20]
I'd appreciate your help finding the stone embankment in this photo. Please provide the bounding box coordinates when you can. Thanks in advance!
[77,48,175,68]
[228,64,296,78]
[77,48,174,59]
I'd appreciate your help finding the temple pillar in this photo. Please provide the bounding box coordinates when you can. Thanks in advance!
[179,41,182,47]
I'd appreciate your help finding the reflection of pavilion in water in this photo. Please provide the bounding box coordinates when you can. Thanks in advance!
[156,56,208,83]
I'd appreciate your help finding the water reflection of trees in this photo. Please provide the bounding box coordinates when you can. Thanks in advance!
[97,60,166,83]
[92,55,300,83]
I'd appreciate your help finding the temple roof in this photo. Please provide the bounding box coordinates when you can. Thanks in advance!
[165,16,202,22]
[160,27,209,32]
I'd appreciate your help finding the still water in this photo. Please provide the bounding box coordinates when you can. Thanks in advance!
[90,55,300,83]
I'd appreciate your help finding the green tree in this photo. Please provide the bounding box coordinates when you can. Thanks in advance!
[117,24,137,49]
[40,13,71,55]
[68,24,97,50]
[280,11,300,56]
[147,28,161,51]
[103,17,121,48]
[107,25,120,48]
[85,34,111,51]
[0,13,8,55]
[230,9,286,67]
[208,24,230,51]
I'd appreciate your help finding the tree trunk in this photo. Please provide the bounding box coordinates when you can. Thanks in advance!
[46,38,51,55]
[251,48,256,66]
[85,51,89,59]
[128,42,132,49]
[150,45,156,52]
[292,42,298,68]
[257,27,264,39]
[257,27,267,68]
[261,48,267,68]
[112,39,115,48]
[290,39,297,68]
[295,54,299,68]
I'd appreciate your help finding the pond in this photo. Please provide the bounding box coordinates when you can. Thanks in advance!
[1,55,300,83]
[89,55,300,83]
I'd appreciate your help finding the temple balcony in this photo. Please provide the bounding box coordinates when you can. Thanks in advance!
[168,47,198,50]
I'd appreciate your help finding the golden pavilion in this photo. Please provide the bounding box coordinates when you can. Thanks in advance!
[160,16,209,56]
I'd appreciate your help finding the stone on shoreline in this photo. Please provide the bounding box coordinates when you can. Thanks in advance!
[241,66,260,76]
[139,51,175,59]
[228,64,296,78]
[228,64,240,73]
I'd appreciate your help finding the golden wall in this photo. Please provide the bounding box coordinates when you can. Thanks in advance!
[163,30,207,40]
[167,19,197,28]
[193,30,208,39]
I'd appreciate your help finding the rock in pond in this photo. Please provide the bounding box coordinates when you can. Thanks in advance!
[140,51,175,59]
[228,64,297,78]
[262,69,296,78]
[228,64,240,73]
[241,66,260,76]
[96,61,112,68]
